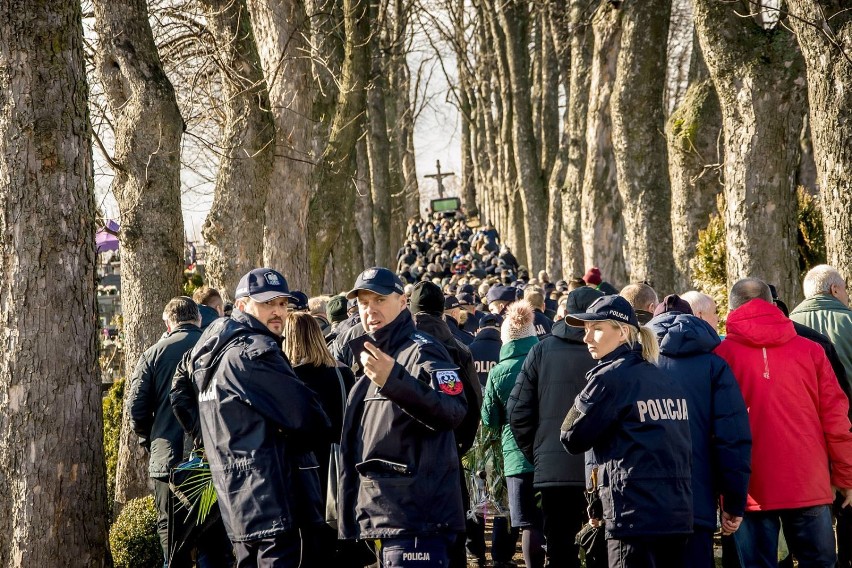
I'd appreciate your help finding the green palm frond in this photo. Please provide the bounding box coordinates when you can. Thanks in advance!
[172,452,218,526]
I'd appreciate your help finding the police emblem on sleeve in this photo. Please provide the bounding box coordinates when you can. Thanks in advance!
[434,370,463,395]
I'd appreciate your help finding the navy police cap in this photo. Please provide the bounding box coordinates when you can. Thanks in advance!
[234,268,294,303]
[564,294,640,329]
[347,267,405,299]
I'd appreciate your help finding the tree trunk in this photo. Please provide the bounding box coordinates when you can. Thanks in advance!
[497,0,547,272]
[581,2,627,288]
[248,0,313,290]
[306,0,370,293]
[94,0,185,510]
[693,0,806,302]
[0,1,107,565]
[787,1,852,277]
[610,0,675,293]
[559,0,594,279]
[355,129,376,267]
[667,43,723,292]
[543,2,565,279]
[200,0,275,300]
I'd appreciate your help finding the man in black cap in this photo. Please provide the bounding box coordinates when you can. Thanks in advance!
[469,314,502,387]
[458,292,483,334]
[337,267,468,567]
[189,268,331,567]
[324,295,349,344]
[444,294,474,346]
[486,285,517,316]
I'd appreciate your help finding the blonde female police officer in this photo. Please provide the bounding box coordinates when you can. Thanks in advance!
[560,295,693,568]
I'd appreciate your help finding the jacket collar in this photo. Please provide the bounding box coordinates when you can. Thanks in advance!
[230,309,283,346]
[475,327,501,342]
[367,309,416,353]
[499,335,538,361]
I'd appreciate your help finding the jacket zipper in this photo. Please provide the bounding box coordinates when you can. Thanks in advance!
[762,347,770,380]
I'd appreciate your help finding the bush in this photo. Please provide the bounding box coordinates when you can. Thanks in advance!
[103,377,125,509]
[109,495,161,568]
[797,187,826,274]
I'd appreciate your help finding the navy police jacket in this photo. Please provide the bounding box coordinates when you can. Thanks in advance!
[338,309,467,540]
[469,327,501,386]
[561,343,693,539]
[649,313,751,530]
[191,310,331,542]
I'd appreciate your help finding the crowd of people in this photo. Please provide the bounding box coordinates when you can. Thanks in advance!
[126,214,852,568]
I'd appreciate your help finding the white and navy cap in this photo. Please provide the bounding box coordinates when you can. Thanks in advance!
[234,268,294,303]
[564,294,640,329]
[346,267,405,299]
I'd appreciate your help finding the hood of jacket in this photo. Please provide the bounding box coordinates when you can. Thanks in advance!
[551,319,585,343]
[498,335,538,362]
[191,309,281,392]
[724,298,796,348]
[648,312,720,357]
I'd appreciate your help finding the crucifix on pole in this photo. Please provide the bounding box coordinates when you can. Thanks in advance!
[424,159,455,198]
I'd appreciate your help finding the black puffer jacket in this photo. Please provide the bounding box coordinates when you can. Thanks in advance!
[338,310,467,540]
[129,323,202,478]
[191,310,331,542]
[507,320,596,487]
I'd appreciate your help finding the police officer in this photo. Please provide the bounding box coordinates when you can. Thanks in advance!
[468,314,501,387]
[560,295,693,568]
[190,268,331,567]
[337,267,468,567]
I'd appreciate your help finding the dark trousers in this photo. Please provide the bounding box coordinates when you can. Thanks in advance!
[233,530,301,568]
[607,535,688,568]
[539,486,587,568]
[732,505,837,568]
[153,478,176,566]
[683,526,714,568]
[836,491,852,568]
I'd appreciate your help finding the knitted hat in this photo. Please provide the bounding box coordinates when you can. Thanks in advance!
[326,295,347,323]
[410,281,444,316]
[652,294,694,317]
[501,300,537,343]
[583,267,602,286]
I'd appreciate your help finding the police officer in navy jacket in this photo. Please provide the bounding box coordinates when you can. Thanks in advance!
[560,295,693,568]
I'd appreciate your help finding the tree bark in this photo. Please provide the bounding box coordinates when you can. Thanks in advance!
[355,128,376,267]
[497,0,547,272]
[667,43,723,292]
[306,0,370,293]
[200,0,275,300]
[543,1,565,279]
[693,0,806,302]
[581,2,627,288]
[247,0,314,290]
[0,1,107,564]
[787,1,852,277]
[558,0,594,279]
[94,0,185,510]
[611,0,675,292]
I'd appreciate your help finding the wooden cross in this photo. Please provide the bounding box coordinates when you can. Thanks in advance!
[424,159,455,198]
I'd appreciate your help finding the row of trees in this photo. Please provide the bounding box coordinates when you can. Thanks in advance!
[0,0,850,564]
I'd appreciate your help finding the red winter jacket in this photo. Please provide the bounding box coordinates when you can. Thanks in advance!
[715,298,852,512]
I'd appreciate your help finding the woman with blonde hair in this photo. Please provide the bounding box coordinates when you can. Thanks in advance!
[559,295,693,568]
[282,312,362,567]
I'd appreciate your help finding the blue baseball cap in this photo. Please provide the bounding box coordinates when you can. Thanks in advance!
[486,285,517,305]
[290,290,309,311]
[564,295,640,329]
[478,313,501,329]
[346,267,405,299]
[235,268,294,303]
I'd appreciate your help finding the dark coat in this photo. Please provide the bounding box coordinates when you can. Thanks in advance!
[561,344,693,539]
[128,323,202,478]
[649,312,752,529]
[469,327,501,386]
[338,310,467,540]
[191,310,331,542]
[198,304,222,329]
[532,310,552,339]
[445,315,474,346]
[507,320,596,488]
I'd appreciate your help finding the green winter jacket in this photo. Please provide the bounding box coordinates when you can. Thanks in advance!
[790,294,852,394]
[481,335,538,476]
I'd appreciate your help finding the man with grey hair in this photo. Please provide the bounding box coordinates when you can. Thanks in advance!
[128,296,203,566]
[789,265,852,567]
[716,278,852,568]
[680,291,720,332]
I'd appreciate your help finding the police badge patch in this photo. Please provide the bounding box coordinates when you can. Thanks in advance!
[264,272,281,286]
[434,370,463,395]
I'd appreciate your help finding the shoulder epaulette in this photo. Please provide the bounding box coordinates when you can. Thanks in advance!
[410,332,432,346]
